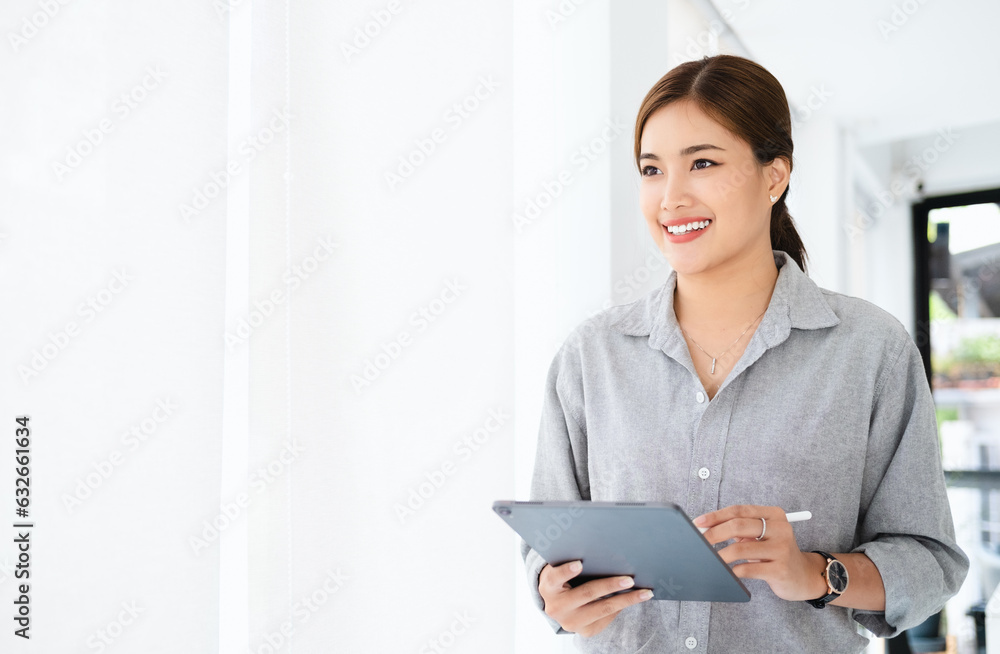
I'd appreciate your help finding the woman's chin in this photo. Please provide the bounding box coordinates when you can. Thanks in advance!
[659,248,709,276]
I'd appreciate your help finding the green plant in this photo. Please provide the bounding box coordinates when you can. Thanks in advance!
[953,334,1000,363]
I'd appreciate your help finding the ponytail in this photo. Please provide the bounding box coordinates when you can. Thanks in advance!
[769,194,808,274]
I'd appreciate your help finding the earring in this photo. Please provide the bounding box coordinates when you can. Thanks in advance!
[769,195,778,203]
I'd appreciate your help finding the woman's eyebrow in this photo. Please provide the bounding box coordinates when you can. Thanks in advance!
[680,143,725,156]
[639,144,726,161]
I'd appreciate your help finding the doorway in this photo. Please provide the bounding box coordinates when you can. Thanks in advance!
[913,187,1000,652]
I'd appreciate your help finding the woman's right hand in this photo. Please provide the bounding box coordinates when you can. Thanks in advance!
[538,560,654,637]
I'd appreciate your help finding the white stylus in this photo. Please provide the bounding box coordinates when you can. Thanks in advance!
[698,510,812,534]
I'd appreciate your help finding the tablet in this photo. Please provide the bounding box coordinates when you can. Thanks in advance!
[493,500,750,602]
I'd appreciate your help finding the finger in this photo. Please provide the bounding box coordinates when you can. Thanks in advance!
[694,504,784,529]
[717,539,779,565]
[697,508,791,544]
[700,517,761,545]
[576,613,618,638]
[540,560,584,592]
[693,504,753,529]
[707,516,776,544]
[565,575,639,608]
[717,520,798,564]
[572,588,654,629]
[730,560,771,580]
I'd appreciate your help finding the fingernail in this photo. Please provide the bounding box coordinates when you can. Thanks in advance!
[640,590,654,600]
[570,561,582,573]
[620,577,634,588]
[693,515,706,526]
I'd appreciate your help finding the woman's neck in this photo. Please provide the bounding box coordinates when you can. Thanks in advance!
[673,250,779,331]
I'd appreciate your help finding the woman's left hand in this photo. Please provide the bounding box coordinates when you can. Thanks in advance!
[693,505,827,602]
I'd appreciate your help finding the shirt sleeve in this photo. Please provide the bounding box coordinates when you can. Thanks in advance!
[850,336,970,638]
[520,339,592,635]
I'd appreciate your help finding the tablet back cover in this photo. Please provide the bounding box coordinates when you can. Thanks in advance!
[494,500,750,602]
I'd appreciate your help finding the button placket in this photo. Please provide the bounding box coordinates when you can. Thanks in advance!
[684,373,735,654]
[686,379,738,532]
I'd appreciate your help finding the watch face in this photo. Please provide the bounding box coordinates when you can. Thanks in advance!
[828,560,848,593]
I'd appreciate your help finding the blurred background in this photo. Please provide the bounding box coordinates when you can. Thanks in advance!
[0,0,997,652]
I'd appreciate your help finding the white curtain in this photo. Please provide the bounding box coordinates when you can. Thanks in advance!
[1,0,229,651]
[2,0,530,651]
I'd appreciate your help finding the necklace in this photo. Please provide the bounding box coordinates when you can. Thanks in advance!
[678,306,768,375]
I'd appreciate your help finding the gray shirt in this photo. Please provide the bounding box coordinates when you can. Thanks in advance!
[521,251,969,654]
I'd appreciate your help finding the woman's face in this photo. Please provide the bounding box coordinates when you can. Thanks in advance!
[638,100,786,276]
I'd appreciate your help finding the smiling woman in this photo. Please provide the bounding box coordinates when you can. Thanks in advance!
[634,55,804,278]
[520,54,969,654]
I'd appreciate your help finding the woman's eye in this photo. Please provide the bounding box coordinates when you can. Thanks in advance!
[640,165,661,177]
[692,159,717,170]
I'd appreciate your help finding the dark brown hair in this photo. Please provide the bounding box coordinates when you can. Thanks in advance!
[633,54,808,273]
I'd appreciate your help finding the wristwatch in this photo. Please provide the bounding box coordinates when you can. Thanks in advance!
[806,551,848,608]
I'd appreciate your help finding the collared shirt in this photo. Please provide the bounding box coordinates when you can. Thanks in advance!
[521,251,969,654]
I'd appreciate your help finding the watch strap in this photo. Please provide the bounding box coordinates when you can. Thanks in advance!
[806,551,842,609]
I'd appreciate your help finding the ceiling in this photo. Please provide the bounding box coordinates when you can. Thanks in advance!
[710,0,1000,146]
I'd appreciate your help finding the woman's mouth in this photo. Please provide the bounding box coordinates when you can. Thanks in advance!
[663,219,713,243]
[665,219,712,235]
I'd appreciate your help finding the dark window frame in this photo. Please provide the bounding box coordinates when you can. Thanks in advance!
[912,187,1000,387]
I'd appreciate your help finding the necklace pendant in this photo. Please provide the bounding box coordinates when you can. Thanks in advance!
[710,358,716,374]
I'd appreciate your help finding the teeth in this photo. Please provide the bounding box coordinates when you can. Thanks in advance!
[667,220,710,235]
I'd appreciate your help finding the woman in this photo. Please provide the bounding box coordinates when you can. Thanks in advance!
[521,54,969,653]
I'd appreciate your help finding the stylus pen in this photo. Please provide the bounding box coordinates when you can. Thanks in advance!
[697,510,812,534]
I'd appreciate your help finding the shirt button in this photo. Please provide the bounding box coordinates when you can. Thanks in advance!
[697,467,710,480]
[685,636,698,649]
[696,391,706,403]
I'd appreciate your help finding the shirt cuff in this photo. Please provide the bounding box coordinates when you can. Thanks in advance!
[849,539,950,639]
[852,609,894,639]
[522,544,571,635]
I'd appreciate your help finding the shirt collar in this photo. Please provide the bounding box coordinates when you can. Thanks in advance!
[609,250,841,349]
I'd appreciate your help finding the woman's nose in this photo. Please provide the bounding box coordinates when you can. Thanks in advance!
[661,174,691,210]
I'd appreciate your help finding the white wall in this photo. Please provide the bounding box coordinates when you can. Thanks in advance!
[283,3,516,652]
[608,2,672,311]
[788,114,850,293]
[0,1,228,650]
[855,140,916,333]
[899,121,1000,198]
[512,2,615,650]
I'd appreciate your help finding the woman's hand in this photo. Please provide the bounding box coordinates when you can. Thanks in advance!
[694,505,828,602]
[538,560,654,637]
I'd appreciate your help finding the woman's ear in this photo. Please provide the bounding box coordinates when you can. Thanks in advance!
[768,156,790,197]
